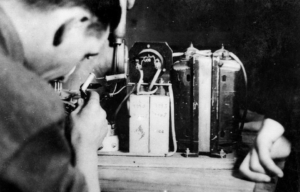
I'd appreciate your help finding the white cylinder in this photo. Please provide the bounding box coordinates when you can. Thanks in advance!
[100,136,119,152]
[81,73,96,92]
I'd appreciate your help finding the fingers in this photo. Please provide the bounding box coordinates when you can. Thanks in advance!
[239,119,289,182]
[256,138,284,178]
[127,0,135,9]
[72,98,84,114]
[270,136,291,159]
[253,119,285,177]
[249,149,266,174]
[72,91,102,115]
[239,153,271,182]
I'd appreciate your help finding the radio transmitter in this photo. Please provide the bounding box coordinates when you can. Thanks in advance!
[58,41,246,158]
[126,42,246,157]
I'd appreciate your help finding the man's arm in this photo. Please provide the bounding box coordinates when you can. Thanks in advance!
[70,91,108,192]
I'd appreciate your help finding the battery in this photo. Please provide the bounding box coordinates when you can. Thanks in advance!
[129,94,150,154]
[149,95,170,154]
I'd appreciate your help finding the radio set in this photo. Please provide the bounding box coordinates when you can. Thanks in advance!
[123,42,246,157]
[56,41,247,158]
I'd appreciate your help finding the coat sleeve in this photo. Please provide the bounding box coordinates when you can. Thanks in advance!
[0,124,89,192]
[0,13,91,192]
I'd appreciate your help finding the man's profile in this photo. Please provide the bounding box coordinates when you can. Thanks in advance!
[0,0,134,191]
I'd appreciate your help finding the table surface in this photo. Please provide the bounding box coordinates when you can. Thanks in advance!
[97,152,276,192]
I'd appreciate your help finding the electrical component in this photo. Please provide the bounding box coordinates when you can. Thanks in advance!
[172,44,247,157]
[100,125,119,152]
[96,74,127,82]
[149,95,170,154]
[94,42,246,158]
[129,95,150,154]
[124,42,177,156]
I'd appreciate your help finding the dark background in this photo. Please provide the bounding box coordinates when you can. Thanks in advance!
[125,0,300,114]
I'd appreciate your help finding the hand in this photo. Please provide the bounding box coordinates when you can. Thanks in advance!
[69,91,108,192]
[239,118,291,182]
[70,91,109,151]
[127,0,135,9]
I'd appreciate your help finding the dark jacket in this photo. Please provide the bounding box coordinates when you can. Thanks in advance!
[0,7,87,192]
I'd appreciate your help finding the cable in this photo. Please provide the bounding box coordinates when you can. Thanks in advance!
[229,52,248,87]
[136,69,159,95]
[136,68,143,95]
[167,84,177,156]
[138,87,158,95]
[108,83,118,97]
[113,85,136,123]
[149,69,161,91]
[109,86,127,97]
[229,52,248,132]
[112,83,117,94]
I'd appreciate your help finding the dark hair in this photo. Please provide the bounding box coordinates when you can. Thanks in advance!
[23,0,121,26]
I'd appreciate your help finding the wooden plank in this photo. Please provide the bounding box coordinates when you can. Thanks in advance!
[98,167,256,192]
[254,179,277,192]
[98,132,276,192]
[98,153,235,170]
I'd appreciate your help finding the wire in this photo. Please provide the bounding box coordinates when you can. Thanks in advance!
[136,69,144,95]
[62,101,76,108]
[136,67,159,95]
[113,85,136,123]
[109,86,127,97]
[138,87,158,95]
[149,69,161,91]
[167,84,177,156]
[229,52,248,132]
[109,83,118,96]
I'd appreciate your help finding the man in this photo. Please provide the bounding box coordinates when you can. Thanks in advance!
[0,0,134,191]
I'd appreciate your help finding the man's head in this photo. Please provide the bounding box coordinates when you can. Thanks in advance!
[21,0,121,27]
[0,0,124,81]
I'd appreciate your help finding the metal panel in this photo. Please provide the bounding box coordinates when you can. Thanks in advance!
[171,59,194,152]
[194,55,212,152]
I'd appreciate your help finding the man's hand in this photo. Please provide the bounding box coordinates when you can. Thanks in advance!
[70,91,108,151]
[239,118,291,182]
[69,91,108,192]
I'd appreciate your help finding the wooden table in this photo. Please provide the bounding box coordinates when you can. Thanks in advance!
[97,152,276,192]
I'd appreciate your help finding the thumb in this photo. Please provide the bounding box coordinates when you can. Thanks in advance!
[72,98,84,114]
